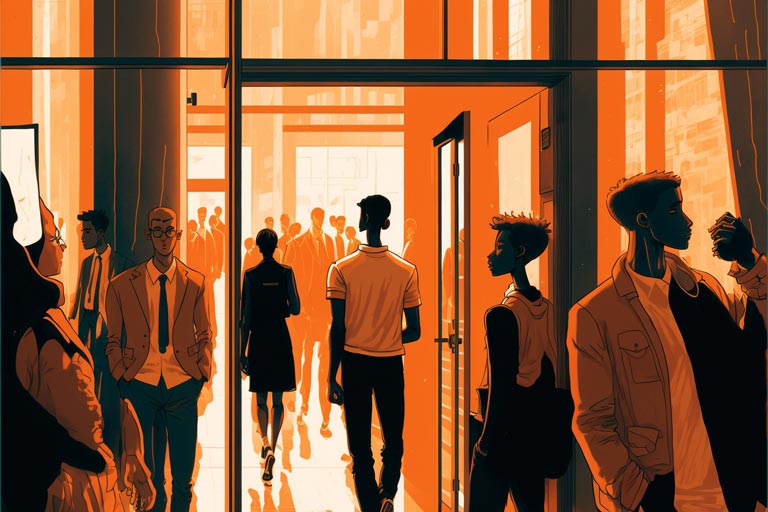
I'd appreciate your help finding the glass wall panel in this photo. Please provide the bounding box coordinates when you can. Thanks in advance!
[0,0,227,57]
[244,0,404,58]
[597,68,766,290]
[2,1,758,61]
[597,0,761,61]
[473,0,549,59]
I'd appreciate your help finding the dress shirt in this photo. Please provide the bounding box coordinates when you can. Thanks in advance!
[135,258,192,388]
[628,264,726,511]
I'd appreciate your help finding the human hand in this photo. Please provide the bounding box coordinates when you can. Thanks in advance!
[240,355,249,375]
[121,453,156,512]
[329,380,344,405]
[709,212,756,268]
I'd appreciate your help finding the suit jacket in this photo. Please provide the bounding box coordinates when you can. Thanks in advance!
[567,251,767,512]
[277,233,290,253]
[105,259,213,383]
[334,234,345,261]
[70,248,131,323]
[346,237,360,255]
[283,230,334,316]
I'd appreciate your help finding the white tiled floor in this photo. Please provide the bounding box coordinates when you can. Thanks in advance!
[180,277,415,512]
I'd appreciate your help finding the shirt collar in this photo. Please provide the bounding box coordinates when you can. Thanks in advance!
[627,263,672,299]
[93,243,111,261]
[359,245,388,254]
[147,257,177,284]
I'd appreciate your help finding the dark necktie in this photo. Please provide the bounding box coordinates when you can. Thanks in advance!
[158,274,169,354]
[88,254,103,312]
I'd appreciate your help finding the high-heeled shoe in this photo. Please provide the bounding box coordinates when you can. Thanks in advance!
[262,448,276,484]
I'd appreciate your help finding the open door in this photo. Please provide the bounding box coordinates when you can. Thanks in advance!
[433,111,470,511]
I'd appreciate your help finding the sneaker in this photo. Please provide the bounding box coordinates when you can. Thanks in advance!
[319,422,332,439]
[379,497,394,512]
[262,449,275,484]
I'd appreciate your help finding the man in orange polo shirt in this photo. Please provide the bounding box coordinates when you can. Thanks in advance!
[326,195,422,512]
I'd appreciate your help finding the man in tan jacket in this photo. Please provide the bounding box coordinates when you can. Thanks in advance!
[568,171,766,512]
[106,206,212,512]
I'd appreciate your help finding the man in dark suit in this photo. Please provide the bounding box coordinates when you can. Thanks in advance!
[70,209,131,457]
[284,207,335,436]
[107,207,212,512]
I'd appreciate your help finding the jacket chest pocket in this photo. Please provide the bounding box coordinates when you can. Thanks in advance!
[618,331,660,384]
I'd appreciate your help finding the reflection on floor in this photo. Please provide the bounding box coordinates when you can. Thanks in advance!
[240,344,407,512]
[193,277,227,511]
[161,276,419,511]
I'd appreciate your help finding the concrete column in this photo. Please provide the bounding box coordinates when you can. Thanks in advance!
[551,0,599,510]
[93,0,181,262]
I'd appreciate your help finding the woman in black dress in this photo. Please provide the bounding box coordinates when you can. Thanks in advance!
[240,228,301,483]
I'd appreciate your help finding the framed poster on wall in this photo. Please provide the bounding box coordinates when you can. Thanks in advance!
[1,124,41,246]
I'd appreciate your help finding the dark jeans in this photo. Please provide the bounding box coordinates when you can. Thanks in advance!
[121,376,202,512]
[342,351,405,512]
[84,318,121,459]
[468,444,544,512]
[634,472,676,512]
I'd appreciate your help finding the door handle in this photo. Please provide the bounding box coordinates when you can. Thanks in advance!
[435,334,462,353]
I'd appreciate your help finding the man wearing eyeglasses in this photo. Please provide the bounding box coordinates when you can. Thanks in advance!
[70,209,132,460]
[106,207,213,512]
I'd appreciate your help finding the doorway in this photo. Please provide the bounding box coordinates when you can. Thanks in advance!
[431,90,552,512]
[234,85,551,512]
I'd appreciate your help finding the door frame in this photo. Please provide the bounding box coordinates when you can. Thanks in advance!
[433,111,472,512]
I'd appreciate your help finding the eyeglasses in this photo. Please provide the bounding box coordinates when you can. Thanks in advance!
[50,227,67,249]
[151,227,178,239]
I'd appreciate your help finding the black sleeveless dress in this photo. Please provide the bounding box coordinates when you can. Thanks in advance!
[242,259,297,392]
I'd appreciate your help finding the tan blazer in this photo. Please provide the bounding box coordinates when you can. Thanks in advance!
[105,260,212,383]
[567,251,766,512]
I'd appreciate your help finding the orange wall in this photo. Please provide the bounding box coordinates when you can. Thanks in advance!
[1,0,32,124]
[596,0,625,279]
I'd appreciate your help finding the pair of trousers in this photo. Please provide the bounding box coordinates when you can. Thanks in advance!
[297,315,331,423]
[121,376,202,512]
[80,309,121,459]
[341,351,405,512]
[468,443,544,512]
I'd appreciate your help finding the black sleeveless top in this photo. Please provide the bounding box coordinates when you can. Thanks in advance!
[2,314,103,511]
